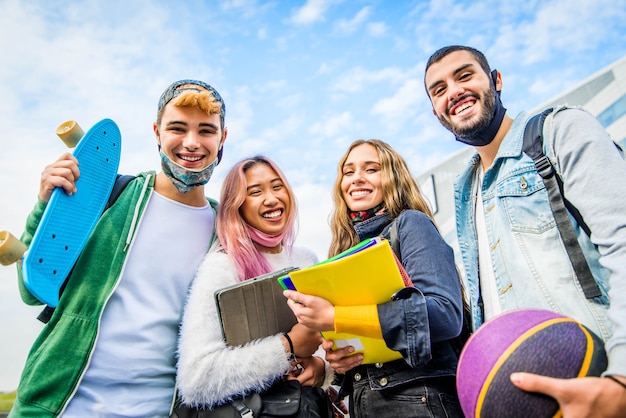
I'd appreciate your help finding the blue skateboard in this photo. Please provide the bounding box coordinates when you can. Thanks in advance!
[0,119,121,307]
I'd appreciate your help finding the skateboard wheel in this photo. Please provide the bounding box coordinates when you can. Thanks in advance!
[56,120,85,148]
[0,230,27,266]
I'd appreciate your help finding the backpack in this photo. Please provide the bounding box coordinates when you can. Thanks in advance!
[522,109,603,299]
[387,218,472,356]
[36,174,136,323]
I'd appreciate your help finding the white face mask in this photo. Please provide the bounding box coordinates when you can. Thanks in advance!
[159,150,218,193]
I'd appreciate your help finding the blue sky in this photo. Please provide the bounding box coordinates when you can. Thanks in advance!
[1,0,625,391]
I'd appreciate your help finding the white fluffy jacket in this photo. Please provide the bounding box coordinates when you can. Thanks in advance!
[176,243,332,407]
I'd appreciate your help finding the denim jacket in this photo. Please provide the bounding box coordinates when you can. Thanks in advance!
[454,106,626,377]
[342,210,463,390]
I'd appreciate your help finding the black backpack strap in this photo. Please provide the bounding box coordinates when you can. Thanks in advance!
[105,174,136,211]
[522,113,590,236]
[36,306,55,323]
[389,218,401,260]
[522,110,601,299]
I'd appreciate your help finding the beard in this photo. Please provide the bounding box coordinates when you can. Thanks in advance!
[438,86,496,141]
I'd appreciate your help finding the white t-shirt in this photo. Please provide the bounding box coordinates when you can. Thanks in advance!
[63,192,214,417]
[475,167,502,320]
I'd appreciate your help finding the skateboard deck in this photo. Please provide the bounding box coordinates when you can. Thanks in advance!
[22,119,122,307]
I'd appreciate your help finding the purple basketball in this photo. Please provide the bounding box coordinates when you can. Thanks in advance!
[457,309,607,418]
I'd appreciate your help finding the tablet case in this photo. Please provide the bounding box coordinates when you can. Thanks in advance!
[215,267,299,346]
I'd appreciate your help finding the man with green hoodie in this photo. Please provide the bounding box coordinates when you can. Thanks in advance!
[10,79,227,417]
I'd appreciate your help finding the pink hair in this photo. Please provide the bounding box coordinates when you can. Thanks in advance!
[217,156,298,281]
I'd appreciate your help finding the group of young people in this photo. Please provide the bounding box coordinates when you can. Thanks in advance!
[7,44,626,418]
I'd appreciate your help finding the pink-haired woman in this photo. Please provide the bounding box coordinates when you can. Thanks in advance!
[175,156,337,417]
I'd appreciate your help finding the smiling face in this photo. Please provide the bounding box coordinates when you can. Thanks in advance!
[341,143,384,212]
[154,104,225,171]
[425,49,499,140]
[240,162,292,236]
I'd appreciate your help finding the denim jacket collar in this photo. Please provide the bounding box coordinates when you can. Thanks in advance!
[494,111,530,160]
[467,111,531,171]
[353,213,394,240]
[458,111,531,193]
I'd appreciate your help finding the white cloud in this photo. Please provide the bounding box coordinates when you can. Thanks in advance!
[220,0,274,19]
[221,0,258,10]
[292,182,333,260]
[330,66,408,93]
[289,0,336,25]
[371,78,423,130]
[335,6,370,34]
[264,79,288,91]
[225,85,255,140]
[367,22,387,37]
[309,111,353,138]
[315,62,333,76]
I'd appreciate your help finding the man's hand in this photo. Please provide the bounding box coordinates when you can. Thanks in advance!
[39,153,80,202]
[510,373,626,417]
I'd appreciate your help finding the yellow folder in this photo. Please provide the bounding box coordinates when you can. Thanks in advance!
[279,237,411,364]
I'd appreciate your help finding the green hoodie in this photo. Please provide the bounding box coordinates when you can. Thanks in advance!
[10,172,218,417]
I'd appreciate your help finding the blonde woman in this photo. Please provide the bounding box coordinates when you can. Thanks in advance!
[285,140,464,418]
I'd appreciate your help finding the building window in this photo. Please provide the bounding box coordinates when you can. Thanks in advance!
[420,175,438,214]
[597,94,626,128]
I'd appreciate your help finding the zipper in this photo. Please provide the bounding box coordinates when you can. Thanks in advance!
[59,174,154,415]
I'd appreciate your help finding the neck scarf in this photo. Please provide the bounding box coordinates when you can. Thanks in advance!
[454,70,507,147]
[245,224,285,248]
[454,88,506,147]
[349,202,387,225]
[159,150,218,194]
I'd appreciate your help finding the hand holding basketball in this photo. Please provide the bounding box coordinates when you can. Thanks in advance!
[510,373,626,418]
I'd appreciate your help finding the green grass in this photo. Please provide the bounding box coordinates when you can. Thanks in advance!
[0,390,15,412]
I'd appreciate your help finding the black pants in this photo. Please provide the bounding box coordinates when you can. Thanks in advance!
[350,376,463,418]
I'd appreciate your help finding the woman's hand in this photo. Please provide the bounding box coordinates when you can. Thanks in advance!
[39,153,80,202]
[322,340,363,375]
[287,323,323,358]
[291,356,325,387]
[284,290,335,332]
